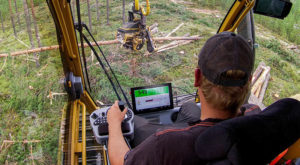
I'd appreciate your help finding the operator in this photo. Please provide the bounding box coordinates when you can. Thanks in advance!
[107,31,255,165]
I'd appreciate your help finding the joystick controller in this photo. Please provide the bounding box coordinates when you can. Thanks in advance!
[90,101,134,144]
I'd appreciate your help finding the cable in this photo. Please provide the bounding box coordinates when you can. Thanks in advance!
[81,24,132,109]
[81,33,122,102]
[174,94,196,98]
[76,0,92,92]
[174,95,195,102]
[74,2,131,108]
[173,86,195,97]
[173,96,195,106]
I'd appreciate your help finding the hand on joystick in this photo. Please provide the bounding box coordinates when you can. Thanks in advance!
[107,100,128,126]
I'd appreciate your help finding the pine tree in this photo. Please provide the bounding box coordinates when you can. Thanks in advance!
[87,0,92,31]
[23,0,40,67]
[106,0,110,25]
[14,0,21,28]
[0,11,4,33]
[96,0,100,22]
[8,0,17,37]
[122,0,125,24]
[72,0,76,21]
[30,0,42,48]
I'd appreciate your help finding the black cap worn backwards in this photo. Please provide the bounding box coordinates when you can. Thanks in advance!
[198,32,254,87]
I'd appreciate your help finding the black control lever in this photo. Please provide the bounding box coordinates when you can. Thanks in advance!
[118,101,126,111]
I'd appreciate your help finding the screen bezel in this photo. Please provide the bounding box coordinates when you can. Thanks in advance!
[131,83,174,114]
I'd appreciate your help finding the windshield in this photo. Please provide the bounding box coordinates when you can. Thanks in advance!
[71,0,235,106]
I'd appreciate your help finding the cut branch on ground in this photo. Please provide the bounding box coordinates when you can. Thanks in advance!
[249,62,271,109]
[165,23,184,37]
[0,36,203,57]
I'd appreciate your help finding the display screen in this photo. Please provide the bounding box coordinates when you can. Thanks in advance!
[131,83,173,114]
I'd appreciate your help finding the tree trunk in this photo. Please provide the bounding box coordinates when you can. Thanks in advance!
[8,0,17,37]
[96,0,100,22]
[72,0,76,21]
[122,0,125,24]
[106,0,110,25]
[0,11,4,33]
[14,0,21,28]
[23,0,40,67]
[30,0,42,48]
[87,0,92,31]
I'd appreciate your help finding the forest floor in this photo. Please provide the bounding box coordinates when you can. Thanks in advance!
[0,0,299,163]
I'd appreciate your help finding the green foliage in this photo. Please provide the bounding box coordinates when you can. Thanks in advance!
[0,0,44,18]
[0,53,64,163]
[191,0,235,10]
[259,39,298,66]
[254,0,300,44]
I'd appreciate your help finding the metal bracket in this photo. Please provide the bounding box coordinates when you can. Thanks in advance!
[64,72,84,100]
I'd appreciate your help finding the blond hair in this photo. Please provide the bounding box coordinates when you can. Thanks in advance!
[200,70,250,115]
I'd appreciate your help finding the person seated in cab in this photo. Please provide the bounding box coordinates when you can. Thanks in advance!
[106,31,256,165]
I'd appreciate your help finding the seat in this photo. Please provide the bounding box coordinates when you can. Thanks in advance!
[194,98,300,165]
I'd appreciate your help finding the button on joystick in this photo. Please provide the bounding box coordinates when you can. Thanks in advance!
[91,113,98,119]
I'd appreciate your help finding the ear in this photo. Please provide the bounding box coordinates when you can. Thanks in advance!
[248,75,252,82]
[194,68,202,87]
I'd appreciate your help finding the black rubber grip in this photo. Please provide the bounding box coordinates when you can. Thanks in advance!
[118,101,126,111]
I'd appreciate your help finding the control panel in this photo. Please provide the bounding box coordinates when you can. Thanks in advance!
[90,107,134,144]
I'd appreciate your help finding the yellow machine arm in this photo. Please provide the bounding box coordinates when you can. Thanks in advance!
[135,0,150,16]
[218,0,255,33]
[48,0,97,113]
[47,0,99,164]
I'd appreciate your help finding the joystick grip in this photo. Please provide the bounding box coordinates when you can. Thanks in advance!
[118,101,126,111]
[90,106,134,144]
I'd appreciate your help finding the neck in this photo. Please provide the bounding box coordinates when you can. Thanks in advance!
[198,88,236,121]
